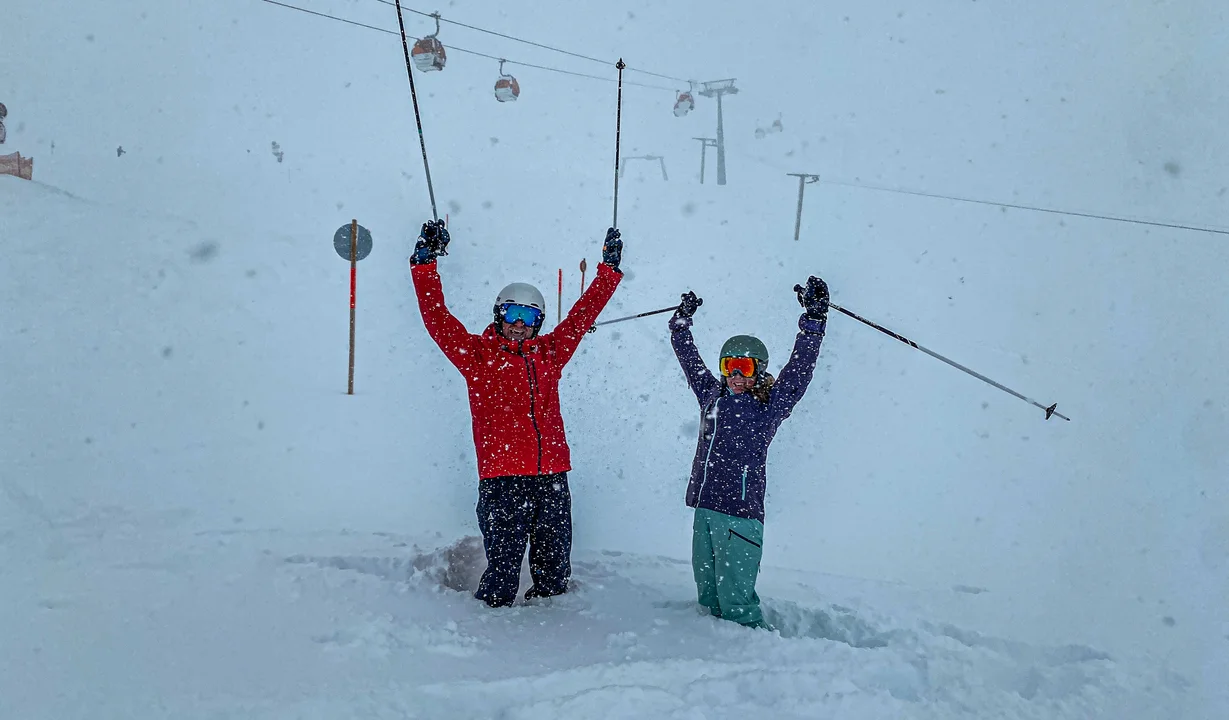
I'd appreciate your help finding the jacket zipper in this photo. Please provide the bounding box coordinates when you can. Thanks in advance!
[696,397,720,501]
[729,528,761,548]
[741,466,748,501]
[518,344,544,475]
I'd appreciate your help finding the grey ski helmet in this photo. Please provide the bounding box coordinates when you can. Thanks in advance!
[493,282,547,331]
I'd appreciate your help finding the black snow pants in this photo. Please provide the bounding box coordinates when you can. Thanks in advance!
[474,472,572,607]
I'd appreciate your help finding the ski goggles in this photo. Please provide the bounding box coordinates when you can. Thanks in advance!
[498,302,544,327]
[719,356,759,378]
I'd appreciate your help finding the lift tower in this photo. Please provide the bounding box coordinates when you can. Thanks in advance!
[697,79,738,185]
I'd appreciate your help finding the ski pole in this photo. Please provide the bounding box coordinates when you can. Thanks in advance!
[394,0,438,222]
[587,305,679,333]
[828,301,1070,421]
[612,59,625,228]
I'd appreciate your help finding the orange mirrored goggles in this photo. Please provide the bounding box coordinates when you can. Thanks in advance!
[719,356,758,378]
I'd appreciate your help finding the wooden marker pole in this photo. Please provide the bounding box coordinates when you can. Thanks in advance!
[348,218,358,395]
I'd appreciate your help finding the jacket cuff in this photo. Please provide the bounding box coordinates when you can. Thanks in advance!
[597,261,622,278]
[798,314,826,335]
[670,313,693,332]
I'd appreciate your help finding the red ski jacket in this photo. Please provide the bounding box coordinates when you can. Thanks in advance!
[411,261,622,480]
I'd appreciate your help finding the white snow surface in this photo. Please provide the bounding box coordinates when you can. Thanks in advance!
[3,1,1228,717]
[0,521,1188,719]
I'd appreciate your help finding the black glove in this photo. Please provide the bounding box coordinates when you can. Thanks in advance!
[601,227,623,272]
[793,276,830,320]
[410,219,450,265]
[676,291,703,319]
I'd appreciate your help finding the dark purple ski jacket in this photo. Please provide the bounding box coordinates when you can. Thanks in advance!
[670,313,826,523]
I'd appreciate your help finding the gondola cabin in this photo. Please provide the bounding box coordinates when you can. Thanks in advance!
[494,74,520,102]
[411,36,446,72]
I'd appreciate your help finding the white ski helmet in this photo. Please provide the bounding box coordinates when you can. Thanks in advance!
[493,282,547,330]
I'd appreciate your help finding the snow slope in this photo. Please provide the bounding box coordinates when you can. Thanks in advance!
[0,164,1208,720]
[3,0,1228,717]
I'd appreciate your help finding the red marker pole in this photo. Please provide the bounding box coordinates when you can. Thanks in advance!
[557,268,563,324]
[348,218,358,395]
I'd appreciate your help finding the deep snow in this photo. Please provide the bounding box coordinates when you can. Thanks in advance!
[3,0,1228,717]
[0,520,1191,719]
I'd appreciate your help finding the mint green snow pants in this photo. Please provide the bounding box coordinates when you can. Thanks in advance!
[692,507,765,627]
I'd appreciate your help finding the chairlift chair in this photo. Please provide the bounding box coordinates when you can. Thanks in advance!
[673,92,695,117]
[673,82,696,117]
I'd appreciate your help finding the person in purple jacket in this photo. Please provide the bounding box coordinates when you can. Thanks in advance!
[669,276,829,628]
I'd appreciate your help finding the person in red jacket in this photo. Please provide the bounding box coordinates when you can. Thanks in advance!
[409,219,624,607]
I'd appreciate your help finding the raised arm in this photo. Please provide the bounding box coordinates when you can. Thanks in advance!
[768,314,826,419]
[769,276,830,420]
[670,309,721,406]
[410,259,477,372]
[544,228,624,367]
[547,262,621,366]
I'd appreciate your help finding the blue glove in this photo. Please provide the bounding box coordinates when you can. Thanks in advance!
[410,220,450,265]
[601,227,623,272]
[793,276,829,320]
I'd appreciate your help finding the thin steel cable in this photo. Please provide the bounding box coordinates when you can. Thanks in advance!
[822,178,1229,237]
[260,0,396,34]
[257,0,677,91]
[376,1,606,65]
[728,147,1229,238]
[373,0,694,84]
